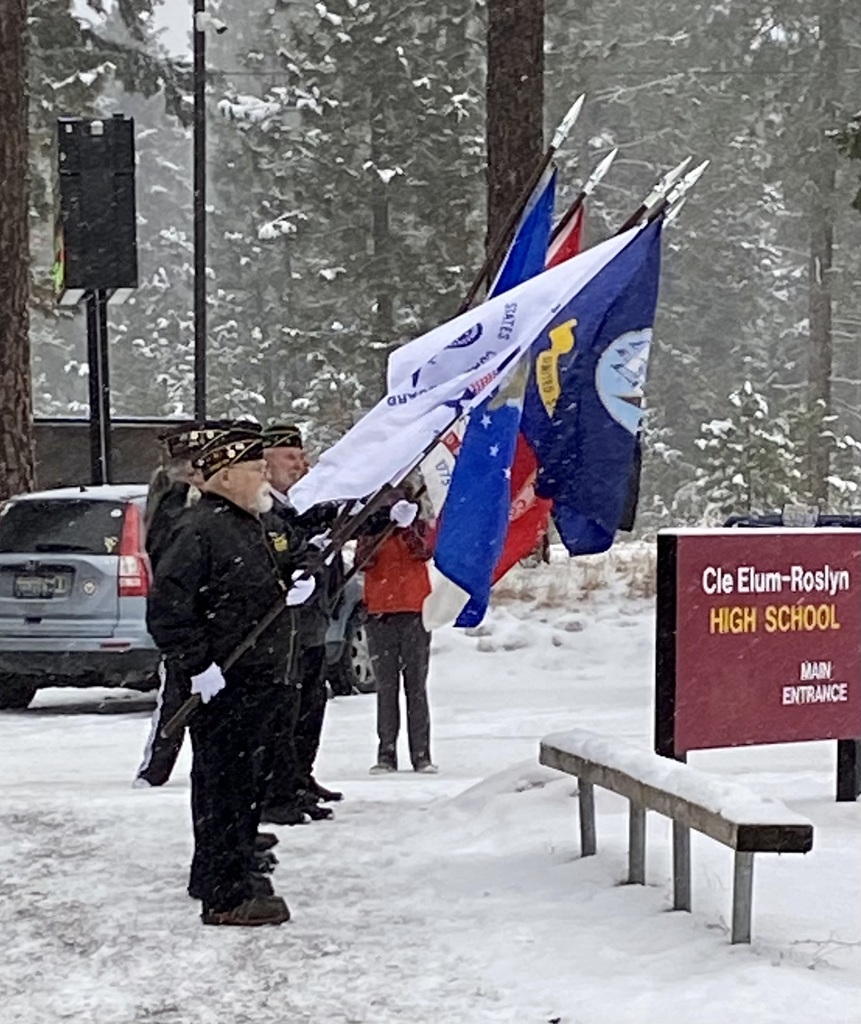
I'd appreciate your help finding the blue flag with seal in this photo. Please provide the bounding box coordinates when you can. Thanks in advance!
[521,218,663,556]
[428,170,556,628]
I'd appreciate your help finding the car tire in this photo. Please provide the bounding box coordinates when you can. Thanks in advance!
[329,612,376,695]
[0,676,39,710]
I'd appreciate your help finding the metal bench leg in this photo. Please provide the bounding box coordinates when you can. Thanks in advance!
[731,851,754,944]
[579,781,596,857]
[672,822,691,911]
[627,802,646,884]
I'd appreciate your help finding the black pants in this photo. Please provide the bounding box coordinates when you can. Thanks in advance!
[136,659,190,786]
[188,678,296,913]
[366,612,431,768]
[264,645,327,809]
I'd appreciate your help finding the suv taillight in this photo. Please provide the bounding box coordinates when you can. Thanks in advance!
[118,503,150,598]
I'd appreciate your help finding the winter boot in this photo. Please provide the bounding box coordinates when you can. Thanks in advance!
[260,803,310,826]
[252,848,278,874]
[254,832,279,852]
[249,872,275,898]
[302,799,334,821]
[201,895,290,927]
[309,777,343,802]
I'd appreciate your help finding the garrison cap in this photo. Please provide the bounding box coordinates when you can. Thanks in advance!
[159,420,235,460]
[192,424,266,481]
[263,423,303,449]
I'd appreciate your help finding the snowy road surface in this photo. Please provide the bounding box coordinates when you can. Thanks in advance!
[1,570,859,1023]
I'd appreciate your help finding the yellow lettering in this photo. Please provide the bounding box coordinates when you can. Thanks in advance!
[536,319,577,416]
[709,605,757,634]
[763,603,841,632]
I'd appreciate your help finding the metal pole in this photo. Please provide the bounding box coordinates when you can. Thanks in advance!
[836,739,861,801]
[97,290,112,482]
[578,781,596,857]
[193,0,207,419]
[85,290,111,484]
[627,803,646,885]
[672,821,691,911]
[731,851,755,944]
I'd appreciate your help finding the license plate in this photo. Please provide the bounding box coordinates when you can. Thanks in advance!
[13,574,70,599]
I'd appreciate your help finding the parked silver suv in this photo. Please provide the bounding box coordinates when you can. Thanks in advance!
[0,485,159,708]
[0,484,376,710]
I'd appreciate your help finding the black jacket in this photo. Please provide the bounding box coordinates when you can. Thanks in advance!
[146,492,301,682]
[268,496,344,647]
[145,482,191,574]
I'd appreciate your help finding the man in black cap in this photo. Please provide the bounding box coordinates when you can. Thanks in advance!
[260,423,344,824]
[134,421,230,788]
[147,425,313,926]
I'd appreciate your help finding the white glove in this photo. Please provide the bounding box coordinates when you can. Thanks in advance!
[285,571,316,607]
[390,499,418,528]
[190,664,226,704]
[308,532,329,550]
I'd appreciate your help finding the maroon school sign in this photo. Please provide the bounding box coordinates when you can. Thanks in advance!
[655,529,861,763]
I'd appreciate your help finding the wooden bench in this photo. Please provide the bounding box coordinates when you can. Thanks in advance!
[539,729,814,943]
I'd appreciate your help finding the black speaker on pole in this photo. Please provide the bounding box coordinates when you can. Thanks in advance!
[55,113,138,303]
[54,114,139,484]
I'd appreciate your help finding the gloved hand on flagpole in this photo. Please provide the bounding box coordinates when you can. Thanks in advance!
[190,664,227,704]
[389,500,419,528]
[285,571,316,607]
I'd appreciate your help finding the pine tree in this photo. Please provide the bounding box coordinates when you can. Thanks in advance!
[486,0,544,265]
[0,0,35,499]
[202,0,485,438]
[28,0,192,417]
[544,0,861,522]
[107,93,195,417]
[692,382,806,519]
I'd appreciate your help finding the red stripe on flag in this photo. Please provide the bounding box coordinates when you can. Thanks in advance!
[491,205,586,580]
[547,205,584,269]
[491,434,552,583]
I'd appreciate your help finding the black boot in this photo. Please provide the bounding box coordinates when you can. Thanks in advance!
[255,832,279,851]
[303,800,334,821]
[201,896,290,927]
[249,872,275,898]
[261,803,310,826]
[309,777,343,802]
[252,848,278,874]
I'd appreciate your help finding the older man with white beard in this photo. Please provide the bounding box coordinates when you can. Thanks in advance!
[147,424,314,927]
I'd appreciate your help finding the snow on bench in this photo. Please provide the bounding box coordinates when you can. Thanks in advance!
[539,728,814,944]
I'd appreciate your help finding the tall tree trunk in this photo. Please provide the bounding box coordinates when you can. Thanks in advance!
[807,0,842,504]
[0,0,34,500]
[486,0,545,274]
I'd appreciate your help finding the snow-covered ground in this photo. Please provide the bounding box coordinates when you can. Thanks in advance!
[1,552,859,1024]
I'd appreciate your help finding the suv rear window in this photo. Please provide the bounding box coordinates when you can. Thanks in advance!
[0,499,125,556]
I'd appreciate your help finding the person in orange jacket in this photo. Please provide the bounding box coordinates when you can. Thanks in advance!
[356,493,438,774]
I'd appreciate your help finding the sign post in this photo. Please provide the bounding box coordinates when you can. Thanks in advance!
[656,528,861,801]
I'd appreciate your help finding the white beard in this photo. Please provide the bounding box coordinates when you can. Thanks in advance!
[252,486,274,515]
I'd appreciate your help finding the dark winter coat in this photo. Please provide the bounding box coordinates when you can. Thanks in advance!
[145,481,192,574]
[268,495,344,647]
[146,492,301,682]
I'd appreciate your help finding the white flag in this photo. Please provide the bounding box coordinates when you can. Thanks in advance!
[289,228,640,514]
[289,340,524,513]
[419,421,466,518]
[387,228,638,391]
